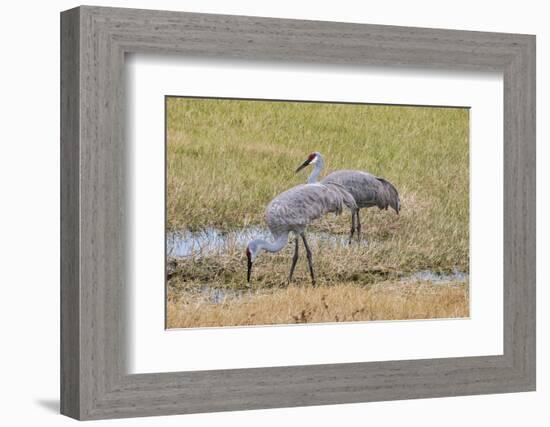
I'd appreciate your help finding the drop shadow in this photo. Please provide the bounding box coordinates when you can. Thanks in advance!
[35,399,59,413]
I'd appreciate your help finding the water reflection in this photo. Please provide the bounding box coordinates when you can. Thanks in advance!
[166,226,367,258]
[402,268,468,283]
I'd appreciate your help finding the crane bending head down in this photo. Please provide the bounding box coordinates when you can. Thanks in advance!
[245,182,357,285]
[246,244,258,282]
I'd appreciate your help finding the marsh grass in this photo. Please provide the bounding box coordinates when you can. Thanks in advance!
[166,97,469,327]
[167,281,469,328]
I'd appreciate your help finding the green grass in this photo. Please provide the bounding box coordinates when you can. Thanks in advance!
[166,97,469,279]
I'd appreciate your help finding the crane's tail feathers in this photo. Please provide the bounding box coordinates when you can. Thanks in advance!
[376,178,400,214]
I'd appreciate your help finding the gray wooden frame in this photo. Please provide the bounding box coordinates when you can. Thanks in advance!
[60,5,536,421]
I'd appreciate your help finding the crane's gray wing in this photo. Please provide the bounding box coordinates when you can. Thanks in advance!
[322,170,400,213]
[265,183,354,233]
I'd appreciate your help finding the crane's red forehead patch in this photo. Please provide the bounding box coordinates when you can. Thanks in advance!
[307,153,316,161]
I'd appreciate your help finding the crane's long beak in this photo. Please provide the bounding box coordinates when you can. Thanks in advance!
[247,254,253,283]
[295,159,311,173]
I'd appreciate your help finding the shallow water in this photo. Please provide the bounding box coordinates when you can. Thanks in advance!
[191,269,469,305]
[196,285,254,304]
[167,227,468,305]
[402,268,468,284]
[166,226,366,258]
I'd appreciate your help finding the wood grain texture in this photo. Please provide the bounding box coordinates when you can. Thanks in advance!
[60,6,536,420]
[60,7,80,419]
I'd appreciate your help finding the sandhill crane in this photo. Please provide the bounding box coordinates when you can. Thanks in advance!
[296,152,400,243]
[246,183,357,285]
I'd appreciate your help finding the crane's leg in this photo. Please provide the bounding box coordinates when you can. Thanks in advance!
[288,236,300,284]
[301,233,316,286]
[348,210,356,244]
[356,210,362,242]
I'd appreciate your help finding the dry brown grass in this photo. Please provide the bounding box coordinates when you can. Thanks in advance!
[167,281,469,329]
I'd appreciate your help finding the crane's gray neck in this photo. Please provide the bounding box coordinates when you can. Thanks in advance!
[251,232,288,254]
[307,154,325,183]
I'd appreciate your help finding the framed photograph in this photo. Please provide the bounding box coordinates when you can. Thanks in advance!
[61,6,535,420]
[164,96,468,330]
